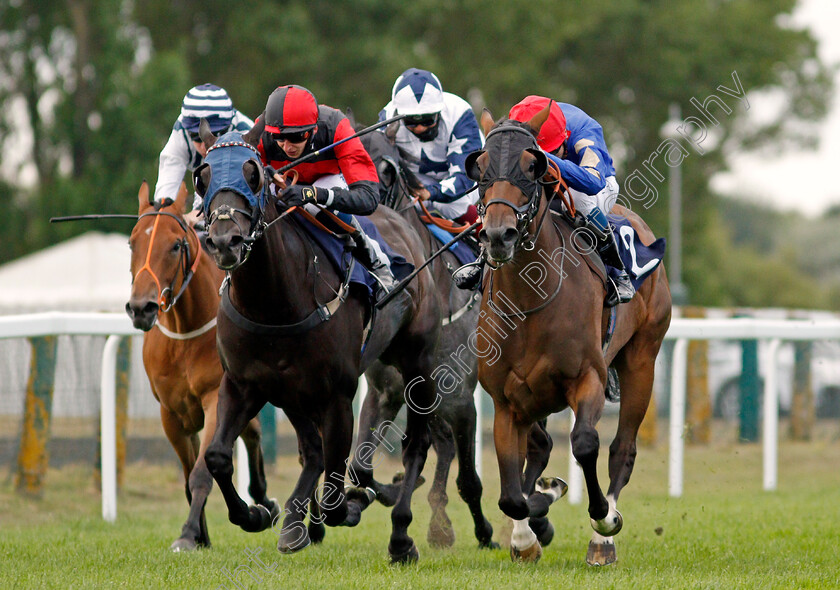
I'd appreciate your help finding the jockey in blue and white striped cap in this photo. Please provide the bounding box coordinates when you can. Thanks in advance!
[154,83,253,211]
[179,83,236,133]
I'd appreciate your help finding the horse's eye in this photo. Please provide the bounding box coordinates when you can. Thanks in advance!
[173,242,181,252]
[528,161,536,172]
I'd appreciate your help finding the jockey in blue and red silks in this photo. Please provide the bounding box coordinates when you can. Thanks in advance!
[509,96,635,306]
[254,84,396,296]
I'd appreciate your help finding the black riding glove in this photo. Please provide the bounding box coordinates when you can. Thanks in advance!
[280,185,327,208]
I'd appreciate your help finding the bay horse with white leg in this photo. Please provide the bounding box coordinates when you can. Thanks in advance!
[348,127,498,550]
[125,181,276,551]
[195,119,442,563]
[465,106,672,565]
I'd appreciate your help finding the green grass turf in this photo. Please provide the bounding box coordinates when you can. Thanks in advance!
[2,425,839,589]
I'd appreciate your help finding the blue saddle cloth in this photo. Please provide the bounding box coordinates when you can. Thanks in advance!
[295,213,414,301]
[425,224,479,267]
[608,217,666,290]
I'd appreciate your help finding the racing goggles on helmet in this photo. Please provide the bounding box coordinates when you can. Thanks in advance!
[404,113,439,128]
[271,128,313,144]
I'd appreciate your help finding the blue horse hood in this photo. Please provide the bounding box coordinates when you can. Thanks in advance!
[202,132,266,213]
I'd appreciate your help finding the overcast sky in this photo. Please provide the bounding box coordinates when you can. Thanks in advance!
[711,0,840,217]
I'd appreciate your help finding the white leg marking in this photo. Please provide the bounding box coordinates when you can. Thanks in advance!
[510,517,538,551]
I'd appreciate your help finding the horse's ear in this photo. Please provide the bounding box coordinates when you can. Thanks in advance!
[194,163,211,198]
[385,120,400,143]
[344,107,357,130]
[525,148,548,179]
[465,150,485,181]
[242,115,265,147]
[138,181,153,213]
[526,103,552,135]
[479,108,494,136]
[174,181,189,213]
[198,118,217,148]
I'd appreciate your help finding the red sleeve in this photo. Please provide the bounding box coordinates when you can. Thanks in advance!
[333,118,379,185]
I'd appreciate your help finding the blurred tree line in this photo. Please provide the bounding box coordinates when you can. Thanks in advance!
[0,0,836,310]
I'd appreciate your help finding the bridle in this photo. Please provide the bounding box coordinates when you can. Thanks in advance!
[473,122,561,256]
[132,210,202,313]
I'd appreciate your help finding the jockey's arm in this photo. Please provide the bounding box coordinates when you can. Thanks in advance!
[545,150,607,195]
[154,130,192,205]
[425,109,484,203]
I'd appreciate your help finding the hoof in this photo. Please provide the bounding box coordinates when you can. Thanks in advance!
[346,486,376,508]
[586,539,617,566]
[277,525,311,554]
[265,498,282,524]
[591,509,623,537]
[479,540,501,550]
[529,517,555,547]
[389,542,419,565]
[169,537,198,552]
[427,513,455,548]
[536,476,568,502]
[308,521,326,545]
[510,540,542,563]
[241,503,272,533]
[391,472,426,488]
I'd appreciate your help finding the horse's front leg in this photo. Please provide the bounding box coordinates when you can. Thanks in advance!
[493,402,543,562]
[274,412,325,553]
[204,375,274,533]
[522,419,567,547]
[570,368,622,566]
[320,389,374,529]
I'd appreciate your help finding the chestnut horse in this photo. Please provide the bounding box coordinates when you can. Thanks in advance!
[350,129,497,549]
[195,121,441,563]
[125,181,275,551]
[465,107,672,565]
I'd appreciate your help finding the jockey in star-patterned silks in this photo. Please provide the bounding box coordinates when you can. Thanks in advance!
[378,68,484,223]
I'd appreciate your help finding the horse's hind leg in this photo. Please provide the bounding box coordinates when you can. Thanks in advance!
[239,417,281,523]
[205,376,274,533]
[449,404,498,549]
[349,368,406,506]
[426,414,456,548]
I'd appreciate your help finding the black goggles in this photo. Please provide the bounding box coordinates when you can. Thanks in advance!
[404,114,439,128]
[272,129,313,144]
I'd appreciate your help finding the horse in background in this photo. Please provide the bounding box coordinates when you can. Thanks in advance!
[196,120,442,563]
[349,127,498,549]
[467,107,672,565]
[125,181,275,551]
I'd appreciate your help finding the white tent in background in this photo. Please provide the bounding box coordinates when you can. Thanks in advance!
[0,232,131,315]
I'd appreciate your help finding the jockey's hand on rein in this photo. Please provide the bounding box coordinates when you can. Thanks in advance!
[280,185,326,208]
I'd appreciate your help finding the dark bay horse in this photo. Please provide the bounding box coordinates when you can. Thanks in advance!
[349,129,497,549]
[466,107,672,565]
[195,121,441,563]
[125,181,275,551]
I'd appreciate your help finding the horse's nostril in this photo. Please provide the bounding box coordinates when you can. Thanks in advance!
[503,227,519,244]
[228,234,244,248]
[478,229,488,243]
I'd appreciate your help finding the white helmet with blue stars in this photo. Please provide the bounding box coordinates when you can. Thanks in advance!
[391,68,445,116]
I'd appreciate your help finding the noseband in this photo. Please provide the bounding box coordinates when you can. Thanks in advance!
[133,210,202,312]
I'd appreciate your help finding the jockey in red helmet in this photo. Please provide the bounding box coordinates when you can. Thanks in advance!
[509,96,634,306]
[256,84,396,296]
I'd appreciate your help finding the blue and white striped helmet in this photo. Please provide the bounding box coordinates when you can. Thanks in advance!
[180,83,235,133]
[391,68,445,116]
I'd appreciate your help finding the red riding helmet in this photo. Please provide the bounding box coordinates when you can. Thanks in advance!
[264,85,319,133]
[508,96,570,153]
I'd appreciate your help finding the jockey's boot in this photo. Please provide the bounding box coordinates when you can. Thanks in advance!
[585,208,635,307]
[452,260,484,290]
[349,219,397,299]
